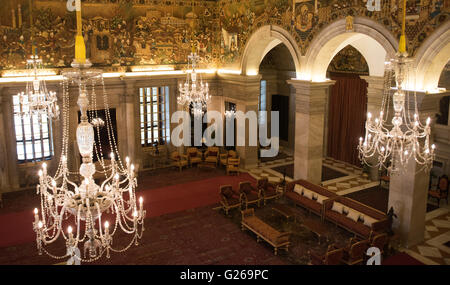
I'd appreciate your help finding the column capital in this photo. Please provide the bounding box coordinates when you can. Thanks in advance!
[124,79,136,96]
[360,75,385,88]
[361,76,385,114]
[219,74,261,103]
[286,79,335,91]
[217,73,262,85]
[406,90,448,124]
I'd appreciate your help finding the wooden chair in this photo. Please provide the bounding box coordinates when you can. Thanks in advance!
[342,237,369,265]
[220,150,237,167]
[429,175,449,206]
[257,177,280,205]
[226,157,240,175]
[186,147,202,167]
[219,185,242,215]
[204,146,219,166]
[170,151,188,171]
[238,181,262,209]
[309,244,344,265]
[369,232,389,255]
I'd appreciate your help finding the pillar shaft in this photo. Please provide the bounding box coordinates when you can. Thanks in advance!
[361,75,386,181]
[388,91,444,248]
[287,80,334,184]
[124,80,136,163]
[219,74,261,169]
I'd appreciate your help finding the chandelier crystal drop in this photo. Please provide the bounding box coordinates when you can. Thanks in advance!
[358,52,435,174]
[33,61,145,263]
[178,52,210,115]
[17,55,59,119]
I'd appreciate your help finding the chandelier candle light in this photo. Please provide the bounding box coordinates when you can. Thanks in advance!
[32,0,145,264]
[358,0,435,173]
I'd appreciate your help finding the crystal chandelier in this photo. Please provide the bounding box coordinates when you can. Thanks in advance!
[225,104,236,119]
[32,1,145,264]
[17,0,59,119]
[358,0,435,173]
[177,51,210,115]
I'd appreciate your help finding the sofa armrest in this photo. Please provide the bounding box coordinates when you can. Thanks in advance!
[371,218,390,233]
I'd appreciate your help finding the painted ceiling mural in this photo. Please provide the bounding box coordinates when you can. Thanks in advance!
[0,0,448,71]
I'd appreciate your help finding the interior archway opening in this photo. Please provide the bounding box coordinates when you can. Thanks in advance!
[325,45,369,168]
[258,43,296,161]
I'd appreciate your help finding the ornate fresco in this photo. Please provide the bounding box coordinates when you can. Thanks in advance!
[0,0,448,70]
[327,45,369,75]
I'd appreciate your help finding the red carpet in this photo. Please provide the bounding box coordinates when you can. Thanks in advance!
[0,173,255,249]
[382,252,424,265]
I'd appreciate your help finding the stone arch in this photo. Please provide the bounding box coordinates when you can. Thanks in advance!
[240,25,301,77]
[414,21,450,92]
[302,17,398,82]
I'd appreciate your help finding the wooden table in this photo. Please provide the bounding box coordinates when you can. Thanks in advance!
[271,204,296,222]
[302,218,328,244]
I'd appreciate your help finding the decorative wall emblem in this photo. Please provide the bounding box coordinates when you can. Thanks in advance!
[346,15,354,32]
[295,4,314,32]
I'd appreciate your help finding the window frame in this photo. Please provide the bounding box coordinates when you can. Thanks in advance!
[12,95,54,163]
[139,86,170,147]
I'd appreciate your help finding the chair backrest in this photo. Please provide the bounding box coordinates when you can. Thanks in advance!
[220,185,235,199]
[187,147,199,156]
[371,233,388,251]
[239,181,253,194]
[324,248,344,265]
[349,240,369,262]
[228,150,237,158]
[207,146,219,156]
[228,157,240,166]
[438,175,449,193]
[170,151,180,160]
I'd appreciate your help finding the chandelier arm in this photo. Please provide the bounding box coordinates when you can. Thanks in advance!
[114,202,137,234]
[107,235,138,253]
[95,202,105,240]
[41,206,66,245]
[41,246,70,260]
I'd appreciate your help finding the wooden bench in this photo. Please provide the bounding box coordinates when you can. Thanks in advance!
[241,208,291,255]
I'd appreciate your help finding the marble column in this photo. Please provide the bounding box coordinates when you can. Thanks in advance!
[1,87,19,190]
[287,80,335,185]
[0,89,9,193]
[218,74,261,169]
[388,91,445,248]
[124,80,137,165]
[361,75,386,181]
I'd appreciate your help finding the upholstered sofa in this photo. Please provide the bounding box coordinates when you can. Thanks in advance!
[323,197,389,239]
[285,179,338,217]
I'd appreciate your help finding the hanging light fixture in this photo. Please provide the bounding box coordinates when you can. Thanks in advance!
[177,1,210,115]
[32,0,145,264]
[178,51,210,115]
[358,0,435,173]
[225,103,236,119]
[17,0,59,119]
